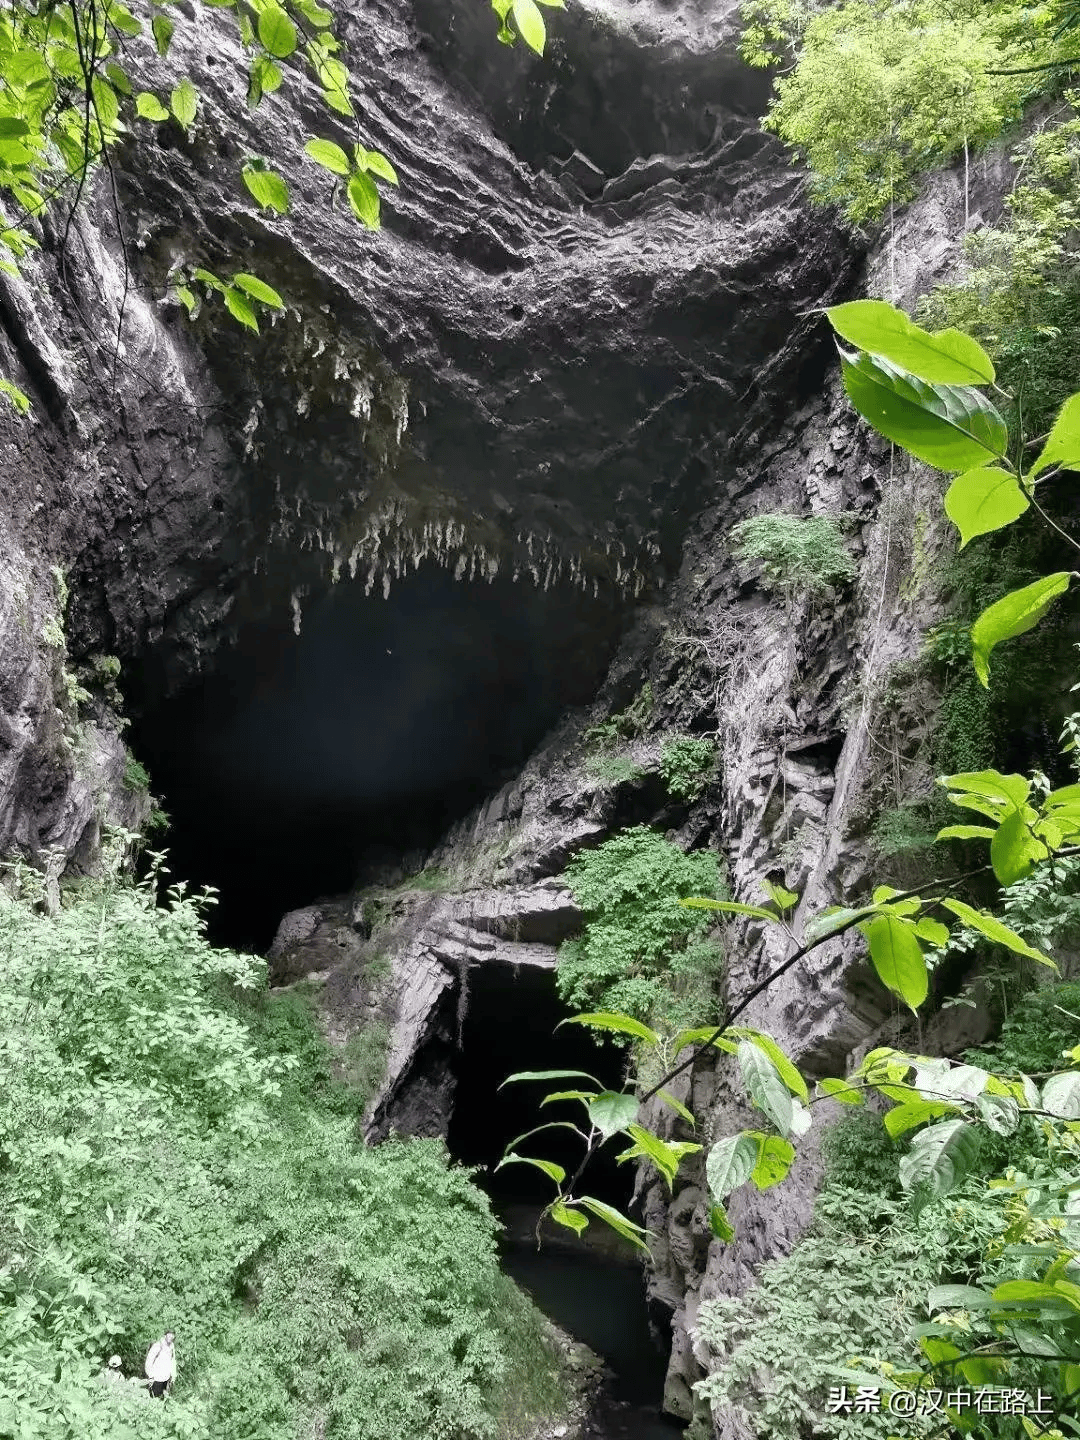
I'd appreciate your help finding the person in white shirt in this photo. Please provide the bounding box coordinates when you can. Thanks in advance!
[144,1331,176,1398]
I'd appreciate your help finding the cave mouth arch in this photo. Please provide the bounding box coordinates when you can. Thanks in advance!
[126,559,630,952]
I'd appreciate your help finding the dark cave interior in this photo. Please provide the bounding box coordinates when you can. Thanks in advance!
[128,562,629,952]
[449,960,633,1209]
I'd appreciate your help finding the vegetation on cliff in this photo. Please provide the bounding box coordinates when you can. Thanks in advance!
[0,848,569,1440]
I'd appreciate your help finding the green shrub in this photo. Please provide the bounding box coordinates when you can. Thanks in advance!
[583,683,654,750]
[122,755,151,793]
[584,753,647,786]
[731,514,855,595]
[557,828,724,1025]
[659,736,716,801]
[0,861,571,1440]
[965,979,1080,1074]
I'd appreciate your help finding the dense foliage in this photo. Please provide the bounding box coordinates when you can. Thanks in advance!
[0,855,568,1440]
[730,513,856,595]
[556,827,724,1026]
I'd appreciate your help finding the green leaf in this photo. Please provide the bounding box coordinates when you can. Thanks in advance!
[588,1091,638,1139]
[500,1069,603,1088]
[361,148,399,184]
[152,13,174,55]
[0,377,31,414]
[494,1153,565,1185]
[105,61,133,96]
[539,1089,596,1107]
[802,906,876,944]
[502,1121,587,1153]
[173,284,197,316]
[550,1200,588,1234]
[679,897,781,923]
[242,165,290,214]
[705,1133,759,1200]
[862,913,928,1011]
[347,171,380,229]
[709,1203,734,1241]
[817,1076,864,1105]
[935,824,996,842]
[941,899,1056,969]
[826,301,996,385]
[619,1124,699,1190]
[928,1284,996,1312]
[560,1012,660,1045]
[258,3,297,57]
[975,1093,1020,1135]
[224,287,259,332]
[990,807,1047,886]
[839,348,1008,472]
[0,119,30,139]
[737,1040,793,1137]
[231,272,284,308]
[170,78,198,130]
[248,54,283,109]
[991,1279,1068,1306]
[656,1088,695,1126]
[971,573,1072,688]
[898,1118,980,1198]
[884,1099,960,1139]
[512,0,547,52]
[135,92,169,122]
[914,916,950,947]
[1042,1072,1080,1119]
[578,1196,650,1250]
[944,466,1029,549]
[727,1028,807,1099]
[763,880,799,911]
[671,1026,739,1057]
[750,1134,796,1190]
[192,267,227,293]
[304,138,351,175]
[1030,393,1080,478]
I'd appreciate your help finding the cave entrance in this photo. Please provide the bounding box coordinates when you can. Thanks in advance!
[449,961,681,1429]
[125,561,627,952]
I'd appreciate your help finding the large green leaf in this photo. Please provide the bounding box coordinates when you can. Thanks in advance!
[709,1204,735,1242]
[588,1091,638,1139]
[944,466,1029,548]
[727,1027,808,1099]
[304,137,351,176]
[511,0,547,52]
[826,300,996,384]
[898,1118,981,1198]
[1042,1072,1080,1119]
[941,899,1055,968]
[1030,393,1080,478]
[223,287,259,332]
[803,906,876,944]
[550,1200,588,1234]
[679,897,781,923]
[705,1133,759,1200]
[231,273,283,308]
[862,913,927,1011]
[971,573,1072,688]
[500,1069,603,1088]
[839,348,1008,472]
[257,3,297,57]
[347,171,380,228]
[883,1099,960,1138]
[671,1026,739,1058]
[135,91,168,122]
[578,1196,650,1250]
[620,1124,700,1190]
[656,1088,695,1126]
[817,1076,864,1105]
[170,77,198,129]
[737,1041,793,1137]
[749,1134,796,1190]
[495,1153,566,1185]
[560,1012,660,1045]
[241,165,289,214]
[990,807,1047,885]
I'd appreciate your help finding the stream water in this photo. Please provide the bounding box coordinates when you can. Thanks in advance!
[496,1205,687,1440]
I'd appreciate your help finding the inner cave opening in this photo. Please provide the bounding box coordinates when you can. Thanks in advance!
[126,561,628,952]
[449,962,680,1423]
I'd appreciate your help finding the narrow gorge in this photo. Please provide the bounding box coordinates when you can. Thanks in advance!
[3,1,1079,1438]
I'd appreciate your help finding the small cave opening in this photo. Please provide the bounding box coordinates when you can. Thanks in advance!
[126,561,628,952]
[449,962,682,1431]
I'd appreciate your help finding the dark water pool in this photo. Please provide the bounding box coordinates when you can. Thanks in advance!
[499,1230,687,1440]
